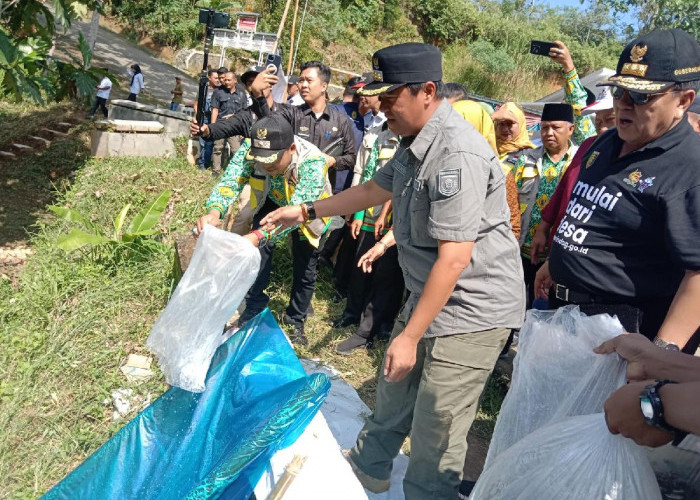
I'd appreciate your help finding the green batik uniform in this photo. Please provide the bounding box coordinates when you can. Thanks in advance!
[205,136,331,246]
[514,142,578,260]
[564,68,597,145]
[352,130,399,233]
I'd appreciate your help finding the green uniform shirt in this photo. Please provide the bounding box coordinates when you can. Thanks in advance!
[563,68,596,145]
[205,137,328,244]
[514,143,577,259]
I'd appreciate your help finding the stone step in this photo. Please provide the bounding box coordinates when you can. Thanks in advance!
[28,135,51,146]
[0,151,16,158]
[11,143,33,152]
[42,128,68,137]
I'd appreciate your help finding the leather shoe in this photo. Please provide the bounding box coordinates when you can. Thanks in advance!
[289,323,308,346]
[335,333,371,355]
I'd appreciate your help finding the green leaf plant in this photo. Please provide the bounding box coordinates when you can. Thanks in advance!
[48,190,171,264]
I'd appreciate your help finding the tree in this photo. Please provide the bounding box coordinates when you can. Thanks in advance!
[0,0,106,103]
[597,0,700,39]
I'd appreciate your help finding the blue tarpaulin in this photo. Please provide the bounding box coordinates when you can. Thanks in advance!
[43,309,330,500]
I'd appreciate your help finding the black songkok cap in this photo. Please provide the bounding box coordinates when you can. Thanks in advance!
[358,43,442,96]
[541,103,574,123]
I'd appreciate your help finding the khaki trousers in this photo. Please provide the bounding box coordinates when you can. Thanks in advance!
[348,311,509,499]
[212,135,241,173]
[228,184,253,235]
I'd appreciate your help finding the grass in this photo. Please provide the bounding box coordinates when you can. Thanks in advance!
[0,102,508,498]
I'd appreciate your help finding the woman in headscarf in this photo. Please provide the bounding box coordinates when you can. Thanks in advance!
[127,64,145,102]
[491,102,535,171]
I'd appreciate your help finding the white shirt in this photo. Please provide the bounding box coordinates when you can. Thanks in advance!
[129,72,145,94]
[287,93,304,106]
[96,77,112,99]
[364,111,386,131]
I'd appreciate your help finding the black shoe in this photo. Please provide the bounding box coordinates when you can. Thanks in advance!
[458,480,476,499]
[335,333,370,355]
[374,330,392,343]
[289,323,308,346]
[331,315,359,328]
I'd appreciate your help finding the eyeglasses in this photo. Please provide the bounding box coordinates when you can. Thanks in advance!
[611,86,677,105]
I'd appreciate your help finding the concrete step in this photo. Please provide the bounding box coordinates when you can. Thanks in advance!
[11,143,33,152]
[0,151,16,158]
[42,128,68,137]
[28,135,51,146]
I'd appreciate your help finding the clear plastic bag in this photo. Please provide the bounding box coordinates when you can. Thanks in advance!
[475,306,662,499]
[147,225,260,392]
[471,413,662,500]
[484,305,626,467]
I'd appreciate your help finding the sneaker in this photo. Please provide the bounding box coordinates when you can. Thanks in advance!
[342,450,390,493]
[335,333,370,355]
[458,479,476,499]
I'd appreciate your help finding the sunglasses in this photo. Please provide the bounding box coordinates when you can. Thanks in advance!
[611,86,676,105]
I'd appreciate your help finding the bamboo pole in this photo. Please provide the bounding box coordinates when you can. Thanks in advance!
[271,0,294,54]
[286,0,300,75]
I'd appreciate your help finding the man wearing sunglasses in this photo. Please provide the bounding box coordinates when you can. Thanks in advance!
[535,28,700,355]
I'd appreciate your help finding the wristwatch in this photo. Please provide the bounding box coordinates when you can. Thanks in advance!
[300,201,316,221]
[653,336,680,351]
[639,380,677,432]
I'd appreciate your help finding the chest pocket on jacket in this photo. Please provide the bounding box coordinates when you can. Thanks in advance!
[410,184,436,248]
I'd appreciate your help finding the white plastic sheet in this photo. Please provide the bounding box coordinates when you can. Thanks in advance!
[147,226,260,392]
[474,306,662,500]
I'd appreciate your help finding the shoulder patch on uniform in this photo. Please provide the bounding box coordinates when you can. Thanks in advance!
[438,168,461,197]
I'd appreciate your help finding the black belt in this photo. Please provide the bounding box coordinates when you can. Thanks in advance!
[553,283,605,304]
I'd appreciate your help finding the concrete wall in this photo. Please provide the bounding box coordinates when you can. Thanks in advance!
[91,130,175,158]
[109,100,191,137]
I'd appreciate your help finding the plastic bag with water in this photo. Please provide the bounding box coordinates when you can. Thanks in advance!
[42,309,330,500]
[474,305,662,500]
[147,225,261,392]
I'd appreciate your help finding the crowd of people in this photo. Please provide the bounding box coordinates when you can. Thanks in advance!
[189,28,700,499]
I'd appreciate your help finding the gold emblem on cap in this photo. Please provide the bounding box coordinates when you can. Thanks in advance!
[256,128,268,140]
[630,44,647,63]
[372,56,379,68]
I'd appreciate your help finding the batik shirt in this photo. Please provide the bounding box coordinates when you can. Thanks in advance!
[352,138,383,233]
[515,143,576,260]
[205,137,328,244]
[564,68,596,145]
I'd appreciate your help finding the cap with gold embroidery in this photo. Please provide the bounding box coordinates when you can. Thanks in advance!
[357,43,442,96]
[599,28,700,94]
[246,114,294,164]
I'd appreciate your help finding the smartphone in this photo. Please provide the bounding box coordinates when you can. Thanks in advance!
[530,40,557,56]
[264,53,282,75]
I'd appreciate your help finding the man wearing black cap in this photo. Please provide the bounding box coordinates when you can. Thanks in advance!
[513,102,577,305]
[536,28,700,355]
[248,60,357,178]
[195,114,333,345]
[257,42,524,498]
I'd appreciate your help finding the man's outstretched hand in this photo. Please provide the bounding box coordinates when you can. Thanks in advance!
[259,205,305,232]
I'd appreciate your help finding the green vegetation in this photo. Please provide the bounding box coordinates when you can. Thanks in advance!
[0,0,118,104]
[107,0,629,100]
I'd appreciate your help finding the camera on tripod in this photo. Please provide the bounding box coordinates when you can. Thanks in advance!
[198,8,230,29]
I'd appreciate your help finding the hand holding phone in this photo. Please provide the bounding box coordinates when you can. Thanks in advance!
[530,40,557,57]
